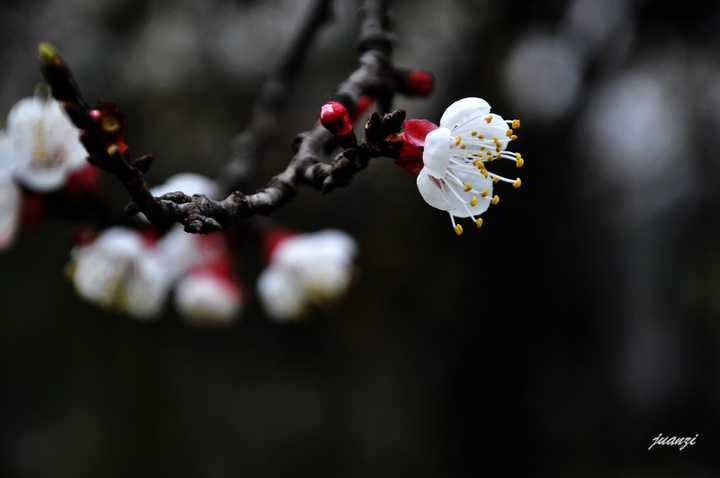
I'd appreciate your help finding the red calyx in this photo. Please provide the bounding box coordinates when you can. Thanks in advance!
[405,70,435,97]
[65,164,101,194]
[393,118,438,175]
[319,101,353,136]
[20,191,46,228]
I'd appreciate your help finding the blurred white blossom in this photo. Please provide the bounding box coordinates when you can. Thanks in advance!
[5,97,86,191]
[258,229,357,321]
[174,234,244,327]
[69,225,199,320]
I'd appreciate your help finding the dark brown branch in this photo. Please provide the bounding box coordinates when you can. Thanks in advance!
[40,0,431,234]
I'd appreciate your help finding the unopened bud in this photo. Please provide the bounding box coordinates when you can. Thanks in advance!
[319,101,352,136]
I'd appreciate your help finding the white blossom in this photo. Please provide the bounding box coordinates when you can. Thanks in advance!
[69,225,198,320]
[5,97,86,192]
[257,229,357,321]
[416,97,523,235]
[174,232,244,327]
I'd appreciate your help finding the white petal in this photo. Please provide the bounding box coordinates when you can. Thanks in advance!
[14,164,68,191]
[417,168,451,211]
[122,255,171,320]
[175,273,242,326]
[0,179,20,250]
[0,132,20,178]
[422,127,452,177]
[257,265,307,321]
[439,97,491,131]
[302,262,353,302]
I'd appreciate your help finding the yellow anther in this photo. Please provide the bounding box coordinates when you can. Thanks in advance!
[107,144,119,155]
[455,135,462,146]
[492,176,500,183]
[511,119,521,129]
[463,182,472,192]
[516,157,524,168]
[484,115,493,124]
[460,144,466,150]
[481,169,489,178]
[480,189,488,198]
[480,146,486,151]
[470,195,478,207]
[471,131,477,137]
[454,224,464,236]
[513,178,522,189]
[474,218,483,228]
[505,129,514,138]
[478,133,485,139]
[511,134,518,141]
[491,195,500,205]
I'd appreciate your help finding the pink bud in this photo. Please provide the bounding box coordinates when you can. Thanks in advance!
[319,101,353,136]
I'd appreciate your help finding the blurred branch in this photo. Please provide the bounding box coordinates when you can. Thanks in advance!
[218,0,334,193]
[39,0,431,234]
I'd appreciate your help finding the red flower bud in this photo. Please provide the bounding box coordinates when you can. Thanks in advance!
[319,101,352,136]
[405,70,435,97]
[393,118,438,175]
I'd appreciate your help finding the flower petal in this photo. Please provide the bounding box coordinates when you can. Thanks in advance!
[439,97,491,131]
[422,127,452,177]
[416,168,451,211]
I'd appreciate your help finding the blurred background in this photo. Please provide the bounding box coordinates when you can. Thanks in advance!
[2,0,720,476]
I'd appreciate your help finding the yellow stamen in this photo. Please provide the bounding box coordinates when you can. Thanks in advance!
[454,135,462,146]
[511,135,518,141]
[475,218,483,228]
[505,129,514,138]
[471,131,477,137]
[470,195,478,207]
[516,153,524,168]
[454,224,463,236]
[463,182,472,192]
[511,119,521,129]
[484,115,493,124]
[513,178,522,189]
[491,195,500,205]
[480,189,488,198]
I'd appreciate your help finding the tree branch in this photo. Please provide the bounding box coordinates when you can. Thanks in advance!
[40,0,430,234]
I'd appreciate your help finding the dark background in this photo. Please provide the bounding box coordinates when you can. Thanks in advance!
[2,0,720,476]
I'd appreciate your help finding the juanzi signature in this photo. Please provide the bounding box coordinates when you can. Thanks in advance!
[648,433,699,451]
